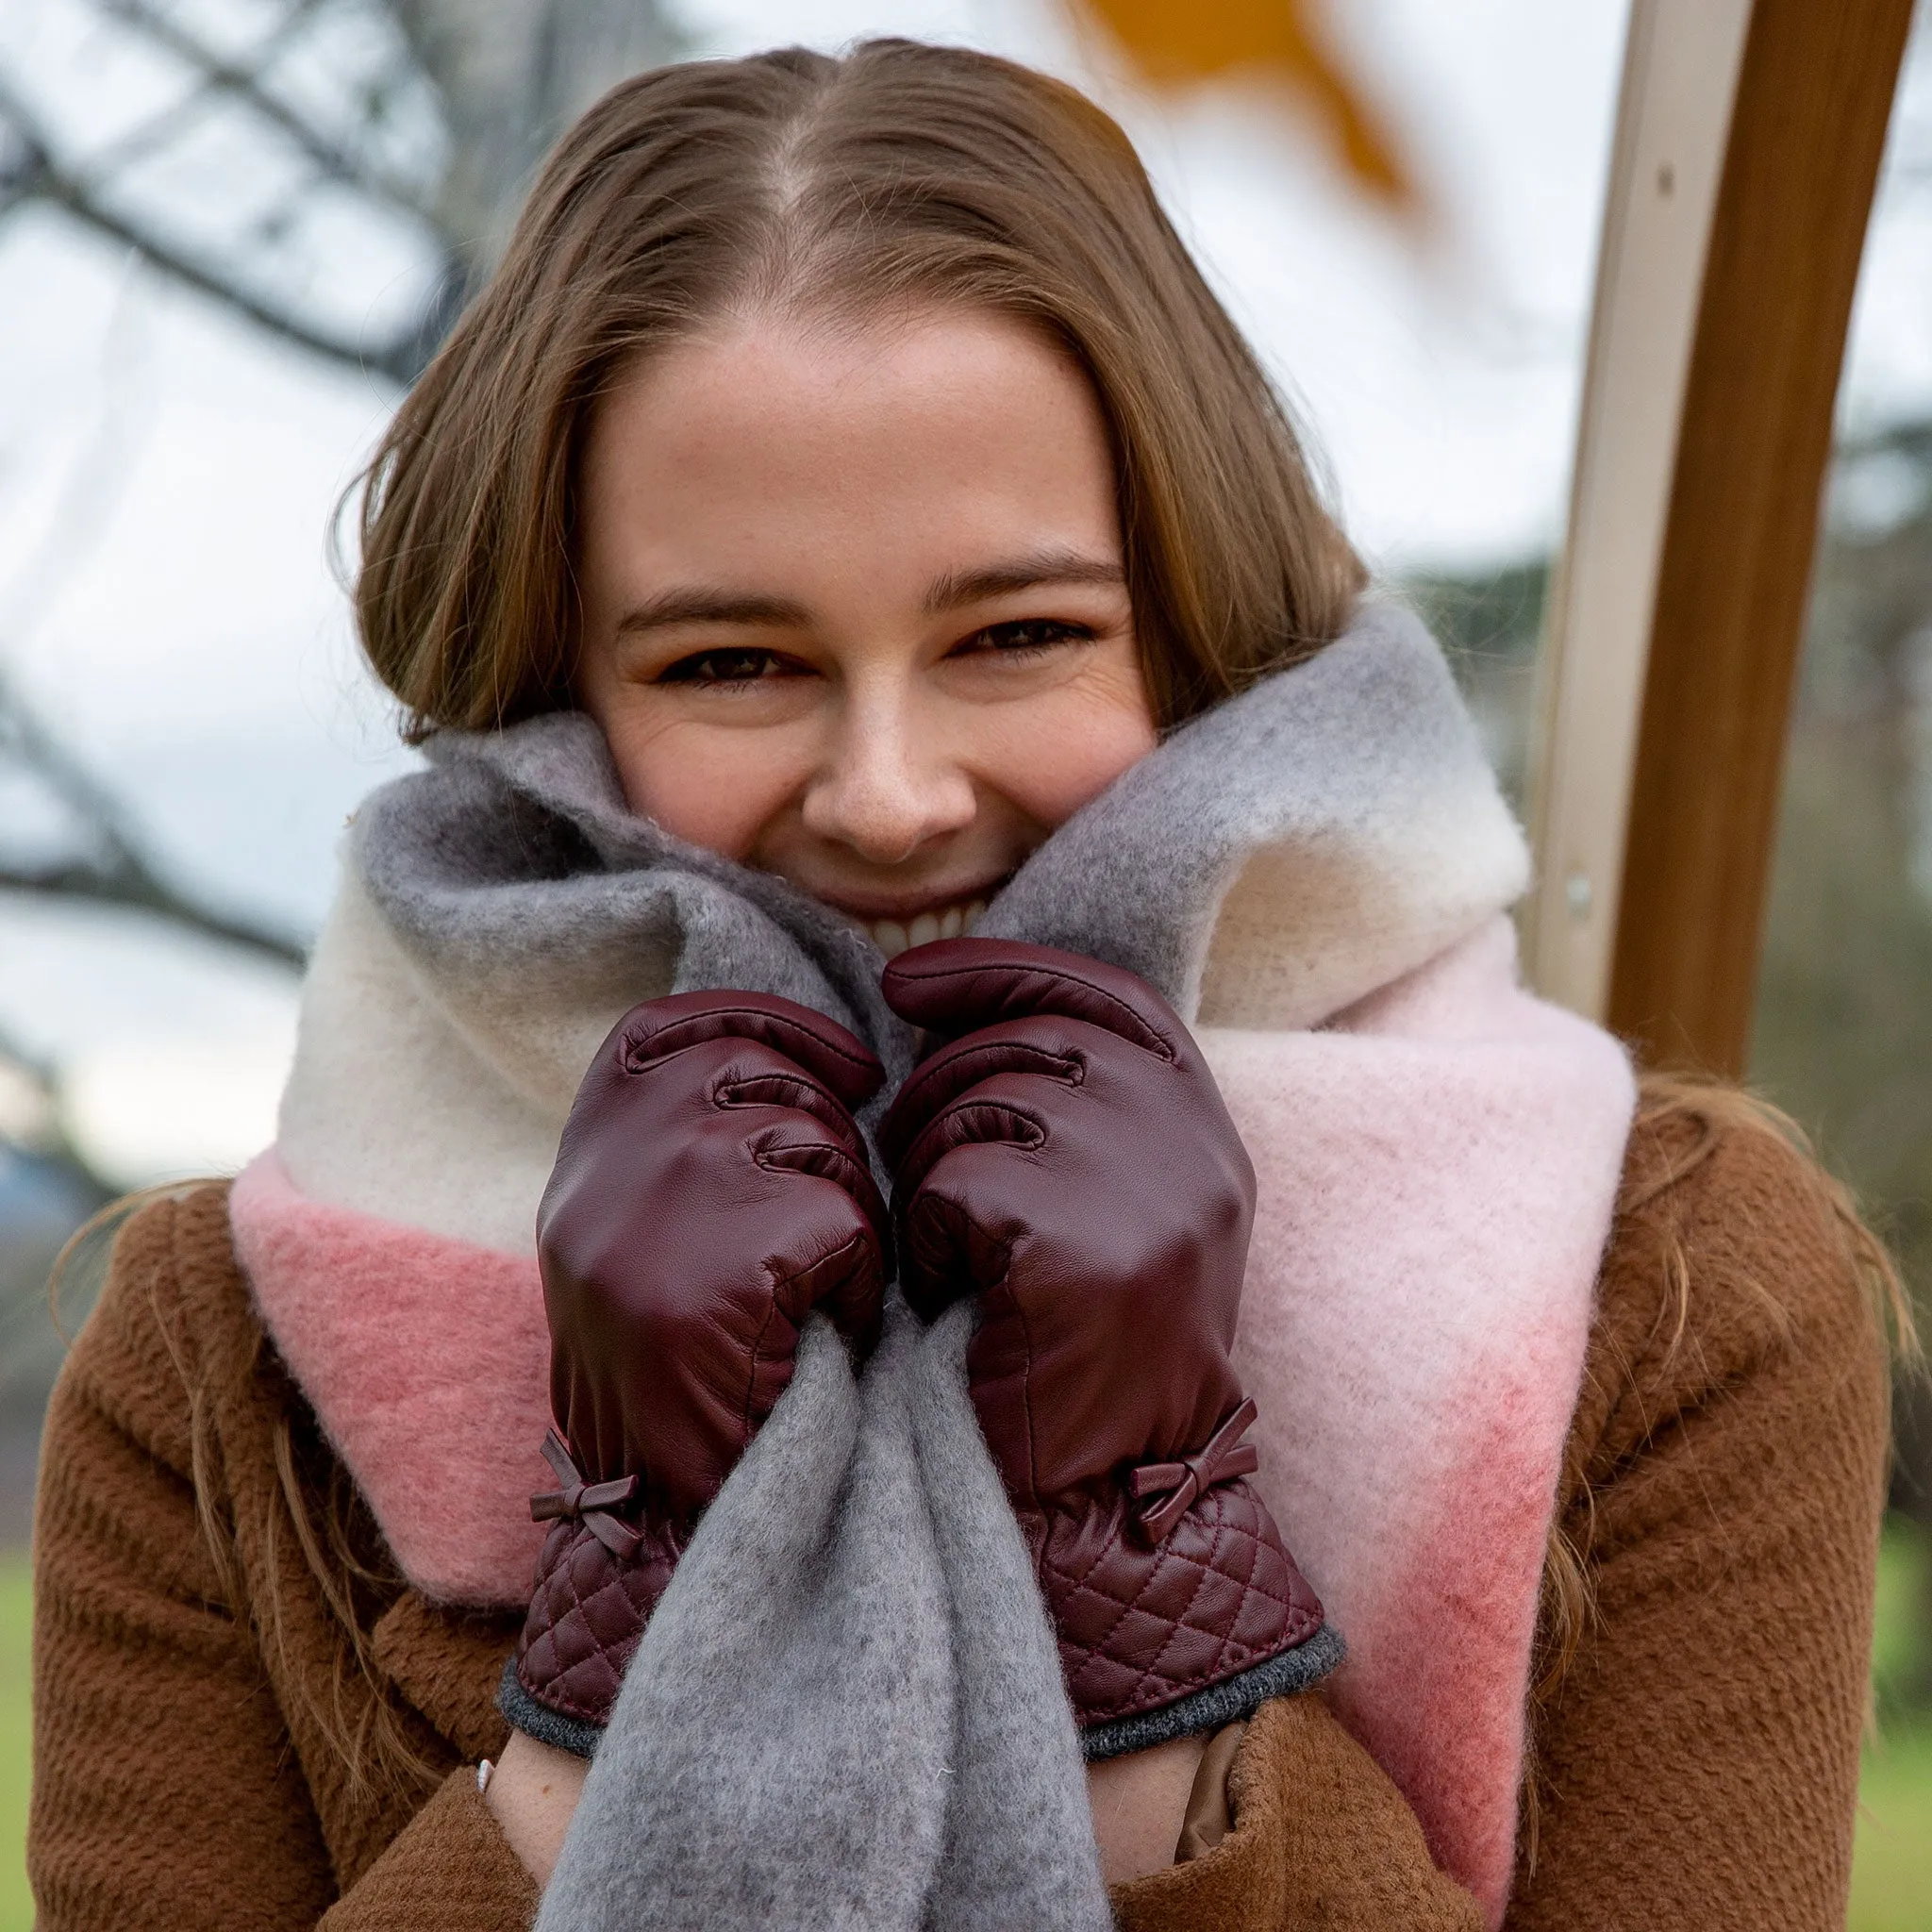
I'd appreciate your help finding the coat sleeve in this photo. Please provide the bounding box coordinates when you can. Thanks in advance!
[319,1774,538,1930]
[1117,1099,1890,1932]
[1506,1101,1890,1932]
[27,1194,538,1932]
[1110,1694,1486,1930]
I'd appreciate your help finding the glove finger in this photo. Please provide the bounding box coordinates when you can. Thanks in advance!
[784,1222,887,1358]
[891,1129,1049,1319]
[706,1040,875,1173]
[897,1182,1001,1321]
[880,937,1183,1064]
[610,989,885,1109]
[888,1070,1049,1212]
[565,1028,877,1178]
[753,1115,890,1236]
[877,1021,1083,1173]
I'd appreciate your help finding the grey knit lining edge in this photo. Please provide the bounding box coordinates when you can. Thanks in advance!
[1076,1623,1347,1762]
[499,1657,604,1759]
[496,1624,1347,1769]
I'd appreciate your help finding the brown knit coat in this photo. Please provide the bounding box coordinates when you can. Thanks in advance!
[28,1085,1891,1930]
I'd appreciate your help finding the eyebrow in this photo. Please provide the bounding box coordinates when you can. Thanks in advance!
[921,550,1126,615]
[612,549,1127,641]
[613,590,811,638]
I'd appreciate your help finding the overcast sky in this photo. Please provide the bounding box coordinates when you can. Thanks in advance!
[1,0,1927,1184]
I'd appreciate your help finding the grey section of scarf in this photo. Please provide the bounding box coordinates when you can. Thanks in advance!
[353,602,1522,1929]
[533,1310,1109,1932]
[355,691,924,1141]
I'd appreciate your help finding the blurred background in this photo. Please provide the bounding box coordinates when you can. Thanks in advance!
[1,0,1928,1923]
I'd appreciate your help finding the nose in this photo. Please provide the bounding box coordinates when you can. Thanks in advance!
[800,688,976,865]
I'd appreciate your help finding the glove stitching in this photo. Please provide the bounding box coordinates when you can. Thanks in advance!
[888,958,1177,1062]
[521,1524,672,1724]
[1012,1266,1041,1522]
[753,1141,875,1203]
[1047,1496,1308,1719]
[626,1003,879,1078]
[1139,1522,1232,1696]
[1093,1532,1216,1710]
[719,1071,846,1120]
[1046,1504,1160,1694]
[741,1291,782,1458]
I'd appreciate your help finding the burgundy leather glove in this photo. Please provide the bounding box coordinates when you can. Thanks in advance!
[505,990,890,1754]
[878,938,1331,1757]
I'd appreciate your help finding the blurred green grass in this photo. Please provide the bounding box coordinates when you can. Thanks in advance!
[1,1554,26,1932]
[1856,1515,1932,1932]
[1,1524,1929,1927]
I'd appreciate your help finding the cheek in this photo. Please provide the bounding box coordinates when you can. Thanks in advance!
[601,716,810,860]
[986,678,1159,830]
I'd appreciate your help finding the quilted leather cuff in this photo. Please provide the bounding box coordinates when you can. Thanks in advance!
[504,1439,686,1757]
[1029,1469,1335,1755]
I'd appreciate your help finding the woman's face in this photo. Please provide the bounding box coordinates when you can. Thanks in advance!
[574,308,1158,955]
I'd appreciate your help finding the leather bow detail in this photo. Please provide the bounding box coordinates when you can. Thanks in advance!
[530,1429,643,1559]
[1127,1397,1262,1543]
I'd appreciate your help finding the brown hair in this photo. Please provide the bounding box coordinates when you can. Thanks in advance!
[354,38,1365,739]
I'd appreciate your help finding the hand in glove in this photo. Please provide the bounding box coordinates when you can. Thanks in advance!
[878,939,1330,1757]
[506,990,889,1753]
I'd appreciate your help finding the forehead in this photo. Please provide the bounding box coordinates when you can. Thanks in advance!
[577,308,1122,591]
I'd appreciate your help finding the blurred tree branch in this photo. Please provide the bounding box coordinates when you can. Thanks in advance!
[0,0,680,984]
[0,66,442,380]
[0,0,682,385]
[0,671,308,970]
[97,0,431,223]
[388,0,682,266]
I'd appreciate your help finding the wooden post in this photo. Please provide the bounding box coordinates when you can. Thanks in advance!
[1524,0,1754,1025]
[1609,0,1913,1072]
[1526,0,1912,1074]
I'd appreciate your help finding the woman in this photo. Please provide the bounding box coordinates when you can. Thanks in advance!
[29,39,1898,1931]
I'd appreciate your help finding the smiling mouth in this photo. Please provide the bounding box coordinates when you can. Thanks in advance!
[854,894,991,959]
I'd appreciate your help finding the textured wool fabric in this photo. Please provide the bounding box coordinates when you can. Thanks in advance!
[29,1184,533,1929]
[1106,1094,1891,1932]
[538,1314,968,1930]
[904,1309,1131,1926]
[1505,1095,1890,1929]
[976,606,1527,1029]
[1114,1694,1490,1930]
[1205,915,1634,1908]
[539,1310,1110,1932]
[230,601,1633,1920]
[320,1774,540,1932]
[29,1092,1889,1927]
[227,1156,554,1604]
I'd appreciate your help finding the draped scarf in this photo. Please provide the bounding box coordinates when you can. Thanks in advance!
[232,604,1634,1927]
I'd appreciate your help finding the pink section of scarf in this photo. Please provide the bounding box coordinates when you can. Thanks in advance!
[232,914,1629,1926]
[228,1156,556,1607]
[1207,917,1632,1922]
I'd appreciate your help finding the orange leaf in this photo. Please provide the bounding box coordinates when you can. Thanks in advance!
[1080,0,1414,208]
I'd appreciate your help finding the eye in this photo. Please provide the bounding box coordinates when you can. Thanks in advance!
[954,618,1095,658]
[655,647,807,686]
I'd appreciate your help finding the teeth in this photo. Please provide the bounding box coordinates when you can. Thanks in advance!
[865,896,991,958]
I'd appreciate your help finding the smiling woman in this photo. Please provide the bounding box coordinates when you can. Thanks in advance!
[25,33,1898,1932]
[574,312,1157,952]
